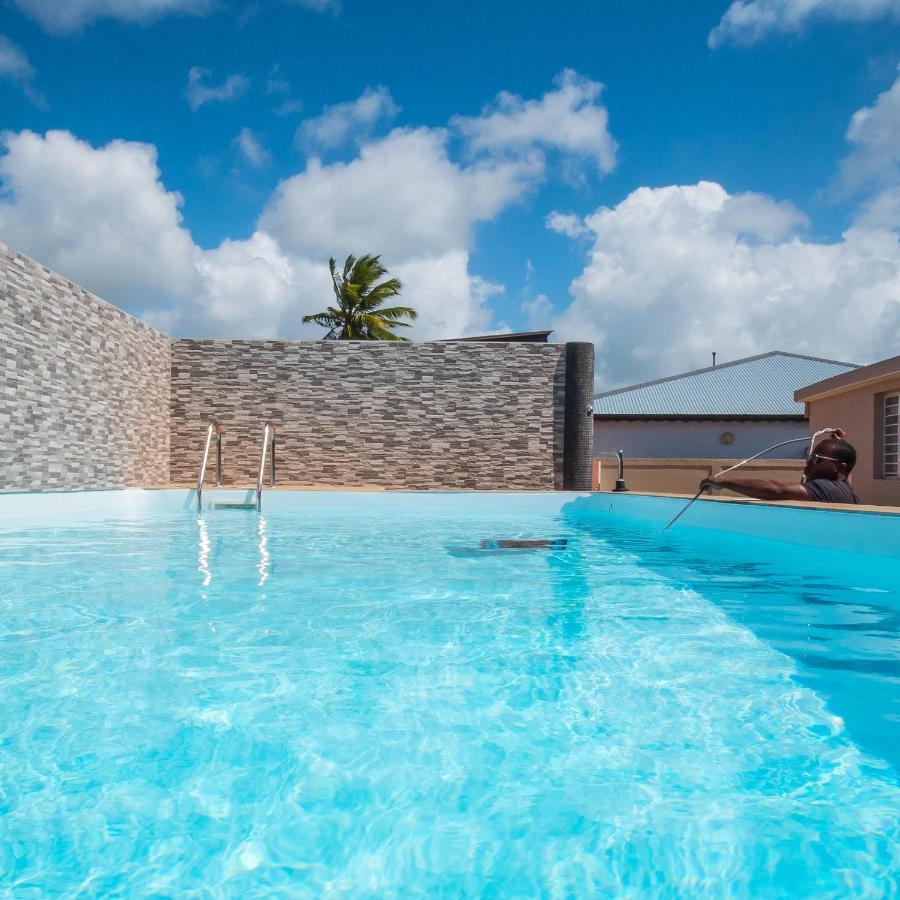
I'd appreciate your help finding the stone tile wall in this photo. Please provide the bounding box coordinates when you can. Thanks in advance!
[170,340,569,490]
[1,243,171,491]
[1,242,591,493]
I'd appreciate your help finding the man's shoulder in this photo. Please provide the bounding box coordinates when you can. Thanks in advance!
[802,479,860,504]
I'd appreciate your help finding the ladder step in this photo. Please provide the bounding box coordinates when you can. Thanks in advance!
[212,502,258,510]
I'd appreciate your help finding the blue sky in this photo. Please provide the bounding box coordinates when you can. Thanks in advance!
[1,0,898,387]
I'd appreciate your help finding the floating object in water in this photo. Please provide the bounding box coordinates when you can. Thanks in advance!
[445,538,569,557]
[479,538,568,550]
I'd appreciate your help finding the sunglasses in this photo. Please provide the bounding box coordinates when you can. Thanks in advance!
[808,453,840,465]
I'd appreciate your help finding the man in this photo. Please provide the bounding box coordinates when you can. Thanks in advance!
[700,433,860,504]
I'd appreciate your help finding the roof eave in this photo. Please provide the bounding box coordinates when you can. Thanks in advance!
[795,355,900,402]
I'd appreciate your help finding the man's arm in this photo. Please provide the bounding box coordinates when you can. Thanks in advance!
[701,477,810,502]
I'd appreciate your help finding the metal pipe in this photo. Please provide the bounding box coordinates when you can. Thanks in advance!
[256,421,276,511]
[197,421,222,512]
[595,449,628,492]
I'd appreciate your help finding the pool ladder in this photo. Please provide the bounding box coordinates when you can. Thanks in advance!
[197,420,276,512]
[197,421,223,511]
[255,420,276,511]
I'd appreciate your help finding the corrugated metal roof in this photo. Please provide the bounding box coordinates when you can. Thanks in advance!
[593,352,859,418]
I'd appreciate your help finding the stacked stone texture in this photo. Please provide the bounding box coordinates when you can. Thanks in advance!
[170,340,567,490]
[1,243,171,491]
[1,242,586,493]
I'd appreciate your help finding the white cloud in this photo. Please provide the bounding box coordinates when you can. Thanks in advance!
[522,293,554,329]
[551,181,900,388]
[709,0,898,47]
[0,129,199,309]
[0,34,45,107]
[234,127,270,169]
[260,124,543,338]
[296,86,400,152]
[13,0,214,33]
[262,126,541,261]
[836,72,900,196]
[392,253,501,339]
[186,67,250,111]
[453,69,617,176]
[0,74,624,342]
[546,211,591,239]
[189,231,309,337]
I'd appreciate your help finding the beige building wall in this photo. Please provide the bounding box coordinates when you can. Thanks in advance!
[594,458,805,494]
[806,379,900,506]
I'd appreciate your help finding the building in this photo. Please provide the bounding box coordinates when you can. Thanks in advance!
[594,351,858,460]
[796,354,900,506]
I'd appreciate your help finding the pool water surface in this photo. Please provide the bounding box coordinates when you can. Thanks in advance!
[0,491,898,895]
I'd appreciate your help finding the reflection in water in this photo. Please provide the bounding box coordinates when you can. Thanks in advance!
[257,515,270,588]
[197,515,211,588]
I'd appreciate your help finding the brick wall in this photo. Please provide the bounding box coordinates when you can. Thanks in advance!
[1,243,171,491]
[1,243,593,493]
[169,340,571,490]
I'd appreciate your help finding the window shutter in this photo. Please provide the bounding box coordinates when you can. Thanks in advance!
[885,393,899,478]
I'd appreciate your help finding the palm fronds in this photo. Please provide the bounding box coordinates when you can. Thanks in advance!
[303,254,416,340]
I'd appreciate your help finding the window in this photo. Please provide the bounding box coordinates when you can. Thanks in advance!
[885,392,899,478]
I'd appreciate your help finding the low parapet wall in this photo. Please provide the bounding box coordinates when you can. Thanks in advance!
[594,457,805,495]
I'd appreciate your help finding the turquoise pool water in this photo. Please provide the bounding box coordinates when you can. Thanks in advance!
[1,491,899,895]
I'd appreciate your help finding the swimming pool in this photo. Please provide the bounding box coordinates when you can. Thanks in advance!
[1,489,898,895]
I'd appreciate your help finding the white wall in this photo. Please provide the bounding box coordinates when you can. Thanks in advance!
[593,419,810,460]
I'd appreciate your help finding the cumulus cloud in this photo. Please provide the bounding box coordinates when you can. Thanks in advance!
[709,0,898,48]
[0,124,519,341]
[189,231,308,337]
[453,69,617,176]
[0,129,199,308]
[835,72,900,197]
[392,253,501,339]
[234,127,270,168]
[551,181,900,387]
[12,0,214,33]
[186,67,250,111]
[296,86,400,152]
[0,74,622,341]
[262,126,542,261]
[0,34,45,107]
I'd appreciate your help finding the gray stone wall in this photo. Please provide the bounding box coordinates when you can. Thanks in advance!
[1,243,171,491]
[170,340,569,490]
[1,242,592,493]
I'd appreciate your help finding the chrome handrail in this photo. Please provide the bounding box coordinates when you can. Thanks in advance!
[197,421,223,511]
[256,421,276,510]
[594,448,627,492]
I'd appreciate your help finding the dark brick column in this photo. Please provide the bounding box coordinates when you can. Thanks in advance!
[563,342,594,490]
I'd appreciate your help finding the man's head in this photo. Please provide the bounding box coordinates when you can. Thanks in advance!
[804,438,856,482]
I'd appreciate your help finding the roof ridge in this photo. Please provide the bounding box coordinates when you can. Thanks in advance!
[594,351,859,399]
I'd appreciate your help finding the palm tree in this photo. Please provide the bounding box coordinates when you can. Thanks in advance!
[302,254,417,340]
